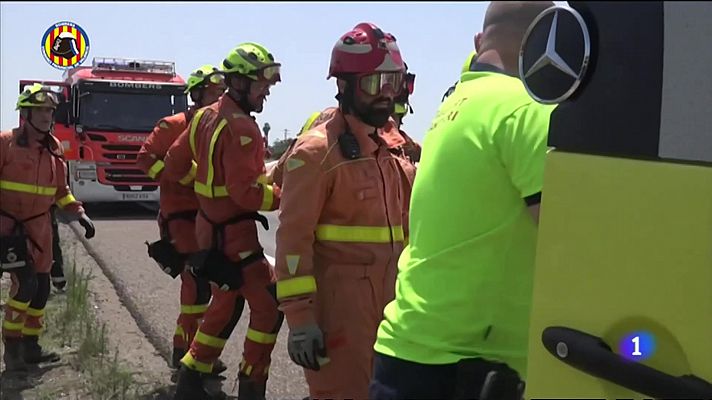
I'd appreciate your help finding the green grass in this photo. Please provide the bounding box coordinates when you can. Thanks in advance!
[42,254,150,399]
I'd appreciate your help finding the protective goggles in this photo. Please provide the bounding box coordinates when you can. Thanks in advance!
[358,72,404,96]
[206,72,225,85]
[33,91,59,103]
[257,64,281,82]
[193,70,225,86]
[26,90,60,107]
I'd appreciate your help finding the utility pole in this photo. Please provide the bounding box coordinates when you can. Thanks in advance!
[283,129,290,141]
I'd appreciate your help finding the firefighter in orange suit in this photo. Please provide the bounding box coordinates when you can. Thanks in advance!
[274,22,412,399]
[1,83,95,375]
[137,65,226,375]
[164,43,283,400]
[272,63,418,192]
[271,103,415,189]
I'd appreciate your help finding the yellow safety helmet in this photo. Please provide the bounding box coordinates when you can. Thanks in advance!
[16,83,59,110]
[184,65,225,94]
[221,42,281,82]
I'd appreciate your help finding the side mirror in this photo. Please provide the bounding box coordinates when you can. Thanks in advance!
[55,101,72,126]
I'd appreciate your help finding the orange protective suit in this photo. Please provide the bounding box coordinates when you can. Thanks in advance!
[274,109,411,399]
[272,106,418,189]
[272,107,417,242]
[163,94,282,385]
[137,110,211,363]
[379,126,417,239]
[1,128,83,341]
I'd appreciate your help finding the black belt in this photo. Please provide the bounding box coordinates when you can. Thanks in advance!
[199,210,269,251]
[0,209,47,252]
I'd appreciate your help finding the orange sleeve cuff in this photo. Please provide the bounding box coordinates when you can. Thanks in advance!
[278,298,315,328]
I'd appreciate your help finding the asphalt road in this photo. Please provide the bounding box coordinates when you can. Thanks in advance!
[80,202,306,399]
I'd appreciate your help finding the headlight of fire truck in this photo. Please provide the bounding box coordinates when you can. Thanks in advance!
[75,163,97,181]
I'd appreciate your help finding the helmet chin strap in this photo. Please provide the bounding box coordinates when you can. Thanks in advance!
[22,109,63,158]
[227,76,255,113]
[26,109,52,135]
[337,78,357,116]
[191,88,204,108]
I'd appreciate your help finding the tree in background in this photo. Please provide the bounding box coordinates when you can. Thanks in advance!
[268,138,294,160]
[262,122,272,159]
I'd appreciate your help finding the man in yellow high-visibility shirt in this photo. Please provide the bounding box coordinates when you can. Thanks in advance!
[371,2,555,399]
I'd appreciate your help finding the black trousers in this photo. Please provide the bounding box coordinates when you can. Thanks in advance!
[49,206,65,286]
[369,352,523,400]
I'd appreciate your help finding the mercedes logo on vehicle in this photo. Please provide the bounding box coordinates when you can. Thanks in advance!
[519,6,591,104]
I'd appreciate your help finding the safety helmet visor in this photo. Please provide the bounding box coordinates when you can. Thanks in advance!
[257,64,281,83]
[358,72,404,96]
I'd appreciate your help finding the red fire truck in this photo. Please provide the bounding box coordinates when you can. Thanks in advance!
[20,57,188,204]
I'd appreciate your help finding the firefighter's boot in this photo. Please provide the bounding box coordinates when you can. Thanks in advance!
[171,348,226,383]
[172,347,186,369]
[173,366,221,400]
[22,337,60,364]
[212,358,227,376]
[2,339,29,374]
[237,373,266,400]
[170,347,186,383]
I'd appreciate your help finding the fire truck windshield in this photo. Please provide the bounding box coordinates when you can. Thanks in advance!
[78,91,188,132]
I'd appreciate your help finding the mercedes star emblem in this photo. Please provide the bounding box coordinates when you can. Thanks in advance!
[519,6,591,104]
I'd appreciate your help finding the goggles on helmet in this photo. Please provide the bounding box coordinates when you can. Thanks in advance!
[32,91,59,105]
[207,72,225,85]
[257,64,281,82]
[23,90,60,109]
[192,69,225,86]
[357,72,404,96]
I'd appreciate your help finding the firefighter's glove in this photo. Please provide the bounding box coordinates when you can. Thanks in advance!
[287,323,327,371]
[78,213,95,239]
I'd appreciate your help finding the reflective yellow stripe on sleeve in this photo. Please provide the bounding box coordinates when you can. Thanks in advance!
[246,328,278,344]
[0,180,56,196]
[147,159,165,179]
[315,225,405,243]
[276,275,317,300]
[56,193,77,208]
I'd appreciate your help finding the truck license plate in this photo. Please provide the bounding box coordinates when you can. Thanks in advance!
[122,193,150,200]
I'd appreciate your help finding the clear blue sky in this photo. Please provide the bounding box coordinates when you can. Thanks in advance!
[1,1,490,143]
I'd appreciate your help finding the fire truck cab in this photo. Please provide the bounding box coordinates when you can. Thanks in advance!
[20,57,188,204]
